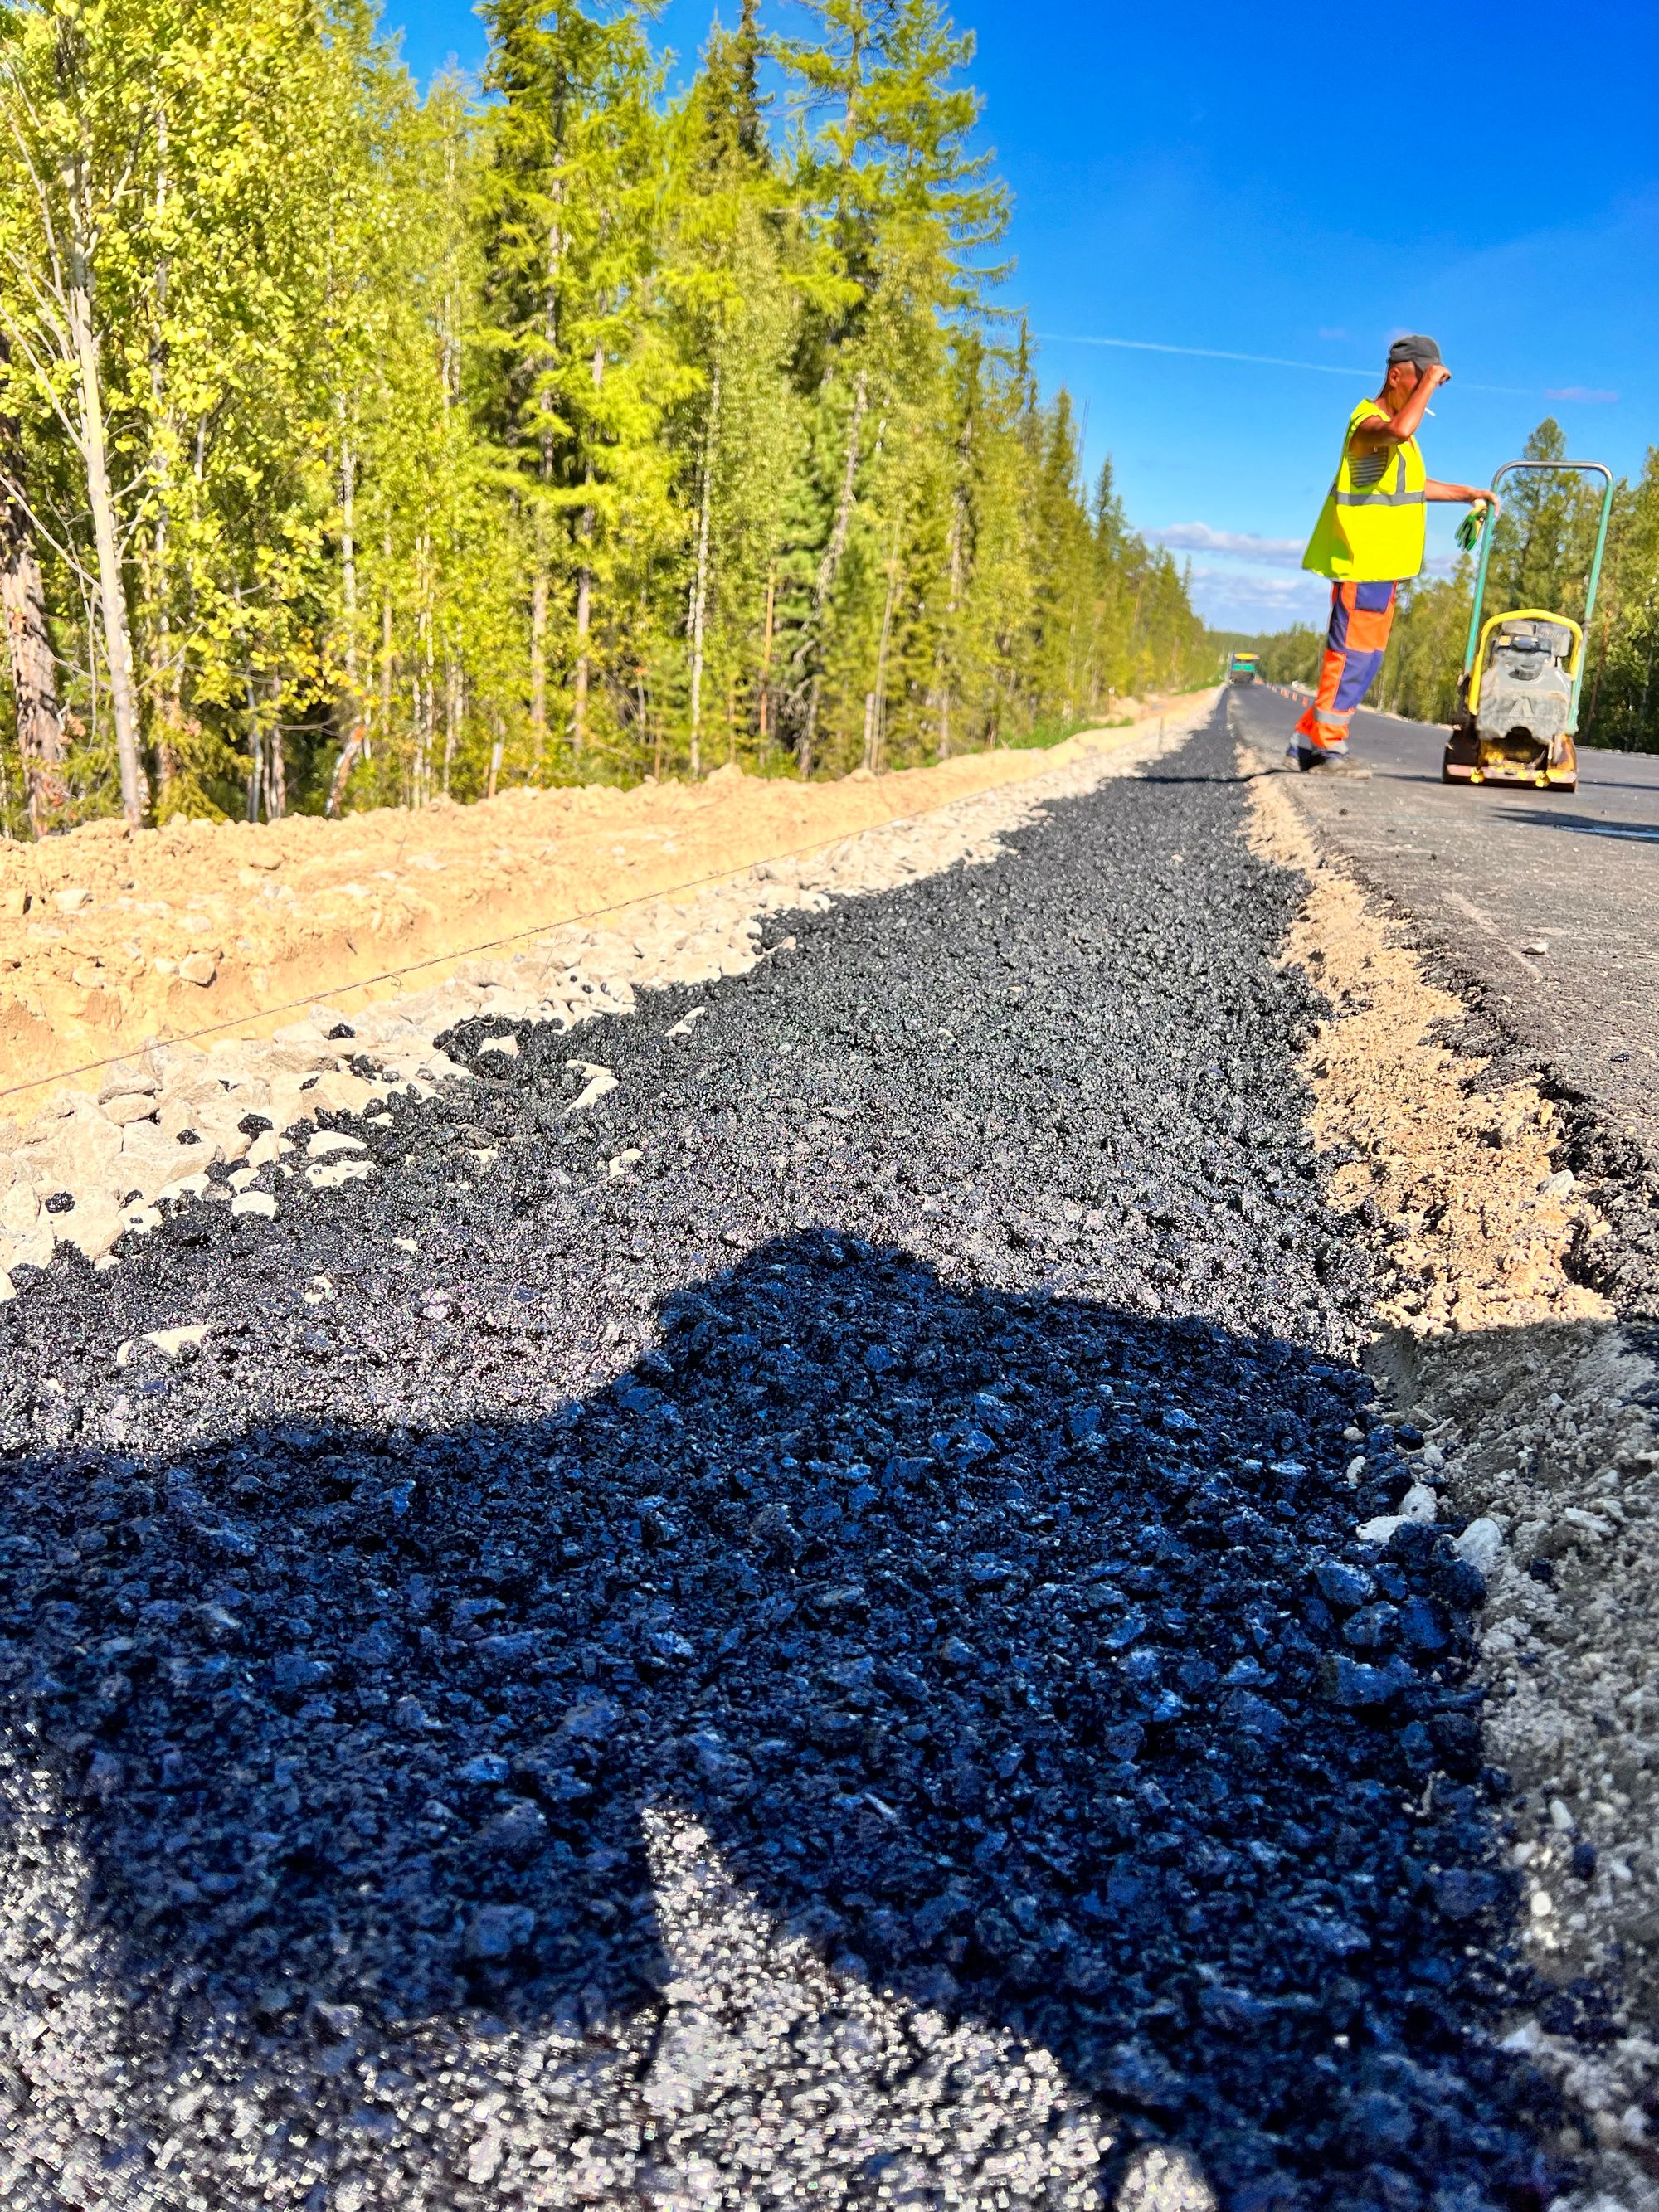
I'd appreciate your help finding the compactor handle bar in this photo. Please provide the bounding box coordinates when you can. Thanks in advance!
[1462,459,1614,732]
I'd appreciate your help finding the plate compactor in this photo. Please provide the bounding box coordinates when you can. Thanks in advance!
[1442,457,1613,794]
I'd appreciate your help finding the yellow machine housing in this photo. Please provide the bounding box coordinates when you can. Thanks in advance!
[1443,610,1580,791]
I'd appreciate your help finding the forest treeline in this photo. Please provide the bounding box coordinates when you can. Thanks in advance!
[1250,419,1659,746]
[0,0,1214,836]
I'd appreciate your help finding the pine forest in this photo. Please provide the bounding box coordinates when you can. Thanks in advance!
[0,0,1214,836]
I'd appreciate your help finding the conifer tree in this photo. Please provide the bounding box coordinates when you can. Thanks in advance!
[0,0,1218,829]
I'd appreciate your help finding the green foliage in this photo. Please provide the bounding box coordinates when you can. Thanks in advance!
[1250,625,1322,688]
[1377,571,1471,726]
[0,0,1214,829]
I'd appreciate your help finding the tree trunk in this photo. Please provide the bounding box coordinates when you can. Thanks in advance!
[146,101,182,812]
[937,468,966,758]
[340,434,359,698]
[529,532,548,770]
[66,207,146,824]
[375,519,392,765]
[798,367,868,776]
[871,511,900,773]
[0,387,66,833]
[687,363,721,780]
[571,342,605,761]
[571,544,591,759]
[416,537,435,805]
[326,723,365,818]
[324,435,362,814]
[442,654,460,795]
[265,678,286,820]
[243,666,262,822]
[757,566,775,752]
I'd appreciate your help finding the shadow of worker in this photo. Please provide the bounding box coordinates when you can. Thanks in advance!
[5,1232,1559,2208]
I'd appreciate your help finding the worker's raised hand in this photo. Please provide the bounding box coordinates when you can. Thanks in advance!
[1420,362,1452,391]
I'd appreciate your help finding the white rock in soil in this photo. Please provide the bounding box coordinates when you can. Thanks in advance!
[155,1171,212,1203]
[308,1130,367,1159]
[478,1034,519,1059]
[565,1063,618,1116]
[1400,1481,1438,1522]
[101,1091,160,1129]
[1356,1515,1404,1546]
[1538,1169,1576,1199]
[1455,1518,1505,1576]
[52,887,91,912]
[117,1323,210,1368]
[97,1063,158,1103]
[67,1197,122,1260]
[1550,1797,1577,1832]
[230,1189,278,1218]
[308,1158,372,1190]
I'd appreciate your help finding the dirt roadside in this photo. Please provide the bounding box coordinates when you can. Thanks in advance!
[1250,753,1659,2206]
[0,701,1209,1292]
[0,700,1183,1097]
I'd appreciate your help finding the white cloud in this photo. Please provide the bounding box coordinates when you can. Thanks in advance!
[1183,564,1332,630]
[1152,522,1306,567]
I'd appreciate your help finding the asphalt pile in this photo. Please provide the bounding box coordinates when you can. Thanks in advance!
[0,707,1574,2209]
[0,708,1184,1291]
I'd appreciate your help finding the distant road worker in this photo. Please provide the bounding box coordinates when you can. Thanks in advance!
[1292,335,1497,775]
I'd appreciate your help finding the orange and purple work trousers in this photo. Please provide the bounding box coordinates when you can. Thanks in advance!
[1295,580,1398,758]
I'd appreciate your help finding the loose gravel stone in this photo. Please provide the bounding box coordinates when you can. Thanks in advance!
[0,707,1574,2208]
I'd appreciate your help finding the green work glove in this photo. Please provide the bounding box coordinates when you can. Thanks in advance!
[1456,508,1487,555]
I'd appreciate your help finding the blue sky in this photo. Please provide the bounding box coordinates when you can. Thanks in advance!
[392,0,1657,632]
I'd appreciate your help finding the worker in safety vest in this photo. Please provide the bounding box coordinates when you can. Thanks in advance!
[1292,335,1497,775]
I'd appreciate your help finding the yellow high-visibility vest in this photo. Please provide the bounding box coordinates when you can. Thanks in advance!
[1302,398,1427,581]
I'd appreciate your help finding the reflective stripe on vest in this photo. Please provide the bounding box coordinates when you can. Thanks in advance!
[1332,448,1425,507]
[1301,400,1428,581]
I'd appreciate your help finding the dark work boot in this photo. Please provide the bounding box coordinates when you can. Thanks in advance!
[1297,748,1371,778]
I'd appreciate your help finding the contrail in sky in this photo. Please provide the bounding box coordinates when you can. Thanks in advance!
[1031,333,1534,397]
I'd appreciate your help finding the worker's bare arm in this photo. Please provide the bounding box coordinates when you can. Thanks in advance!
[1350,362,1450,450]
[1424,479,1499,508]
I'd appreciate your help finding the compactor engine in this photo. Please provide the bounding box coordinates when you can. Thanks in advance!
[1446,615,1576,785]
[1441,457,1612,795]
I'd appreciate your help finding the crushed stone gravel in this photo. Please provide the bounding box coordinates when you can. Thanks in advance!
[0,698,1186,1091]
[0,702,1601,2208]
[0,712,1197,1294]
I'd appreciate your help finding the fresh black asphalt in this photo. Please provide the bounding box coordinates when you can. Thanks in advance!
[0,703,1577,2207]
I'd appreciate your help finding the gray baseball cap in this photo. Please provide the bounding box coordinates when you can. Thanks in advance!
[1387,333,1443,370]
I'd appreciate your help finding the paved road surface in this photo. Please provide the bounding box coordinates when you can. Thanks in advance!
[1231,683,1659,1181]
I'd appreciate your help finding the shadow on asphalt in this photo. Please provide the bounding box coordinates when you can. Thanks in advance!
[4,1232,1569,2205]
[1490,809,1659,843]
